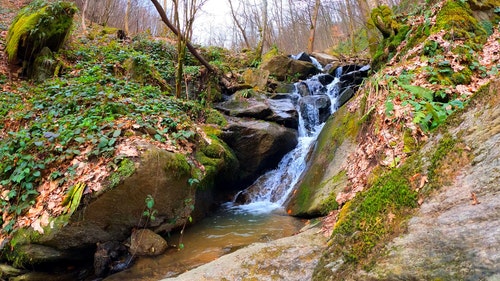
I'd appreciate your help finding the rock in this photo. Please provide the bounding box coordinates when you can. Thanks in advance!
[129,229,168,256]
[311,52,339,67]
[15,244,76,266]
[221,118,298,186]
[161,227,327,281]
[6,1,77,76]
[261,55,319,81]
[94,241,130,277]
[242,68,270,91]
[214,91,272,119]
[0,263,23,277]
[286,105,359,217]
[337,87,355,108]
[35,143,196,255]
[298,95,331,133]
[292,52,313,63]
[316,74,335,86]
[268,98,299,129]
[296,81,311,96]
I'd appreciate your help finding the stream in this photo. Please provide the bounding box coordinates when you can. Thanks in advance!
[105,61,343,280]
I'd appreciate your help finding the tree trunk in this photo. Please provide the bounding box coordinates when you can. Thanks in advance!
[228,0,251,49]
[124,0,131,36]
[307,0,321,53]
[81,0,88,34]
[150,0,214,73]
[149,0,237,92]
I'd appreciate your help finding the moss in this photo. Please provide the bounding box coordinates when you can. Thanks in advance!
[432,0,487,45]
[205,109,227,126]
[403,129,418,154]
[287,106,361,216]
[107,158,136,190]
[195,127,239,189]
[314,167,418,279]
[6,0,77,63]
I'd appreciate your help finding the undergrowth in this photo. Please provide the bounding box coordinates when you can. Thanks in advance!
[0,30,225,234]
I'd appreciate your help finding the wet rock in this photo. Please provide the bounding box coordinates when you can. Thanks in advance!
[296,81,311,96]
[299,95,332,133]
[337,87,355,108]
[162,227,327,281]
[221,118,298,186]
[15,244,76,266]
[292,52,313,63]
[316,74,335,86]
[94,241,130,277]
[268,98,299,129]
[286,105,358,217]
[129,229,168,256]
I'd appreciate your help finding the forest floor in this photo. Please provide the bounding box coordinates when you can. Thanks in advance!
[0,0,29,83]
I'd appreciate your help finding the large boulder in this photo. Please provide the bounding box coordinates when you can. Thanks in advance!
[268,98,299,129]
[286,105,361,217]
[221,118,298,186]
[6,1,77,77]
[38,144,194,250]
[214,91,272,120]
[261,55,319,81]
[214,91,299,129]
[4,137,238,270]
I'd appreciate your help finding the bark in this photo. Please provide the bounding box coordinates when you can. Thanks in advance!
[124,0,131,35]
[307,0,321,53]
[81,0,88,34]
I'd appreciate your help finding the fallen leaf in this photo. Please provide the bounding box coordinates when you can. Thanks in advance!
[387,212,396,223]
[470,192,480,205]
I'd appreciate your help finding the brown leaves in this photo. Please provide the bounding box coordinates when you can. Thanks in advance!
[470,192,480,205]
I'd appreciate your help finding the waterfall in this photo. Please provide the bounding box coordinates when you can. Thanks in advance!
[227,68,343,214]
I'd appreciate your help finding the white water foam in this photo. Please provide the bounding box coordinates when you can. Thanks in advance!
[228,63,342,214]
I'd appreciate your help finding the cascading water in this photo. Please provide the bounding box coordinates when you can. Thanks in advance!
[227,67,344,214]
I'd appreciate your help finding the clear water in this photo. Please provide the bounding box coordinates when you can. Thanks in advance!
[106,62,343,280]
[104,207,303,280]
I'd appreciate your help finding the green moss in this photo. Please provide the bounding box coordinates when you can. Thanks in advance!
[107,158,136,189]
[6,0,77,63]
[432,0,487,45]
[287,106,361,216]
[314,167,417,279]
[195,127,239,189]
[403,129,418,154]
[205,109,227,126]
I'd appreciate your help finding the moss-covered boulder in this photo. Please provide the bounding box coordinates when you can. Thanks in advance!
[261,55,319,81]
[6,0,77,76]
[286,105,361,217]
[1,142,203,268]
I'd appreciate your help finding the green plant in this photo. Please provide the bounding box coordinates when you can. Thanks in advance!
[142,194,158,222]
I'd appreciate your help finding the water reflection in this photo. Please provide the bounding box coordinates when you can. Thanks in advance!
[104,206,303,280]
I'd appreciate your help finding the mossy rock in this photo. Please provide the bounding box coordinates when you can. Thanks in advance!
[286,105,361,217]
[6,0,77,65]
[432,0,487,44]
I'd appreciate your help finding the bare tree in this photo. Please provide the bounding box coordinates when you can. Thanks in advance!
[307,0,321,53]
